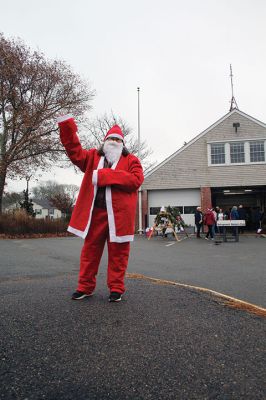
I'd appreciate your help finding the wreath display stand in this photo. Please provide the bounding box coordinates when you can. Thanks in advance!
[148,207,182,242]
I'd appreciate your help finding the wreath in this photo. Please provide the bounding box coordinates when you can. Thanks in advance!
[154,206,184,228]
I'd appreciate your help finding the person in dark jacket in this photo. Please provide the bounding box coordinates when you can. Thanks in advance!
[230,206,239,220]
[230,206,239,236]
[194,207,203,238]
[254,207,264,233]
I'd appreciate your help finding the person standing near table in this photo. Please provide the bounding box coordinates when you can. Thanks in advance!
[194,207,203,238]
[230,206,239,236]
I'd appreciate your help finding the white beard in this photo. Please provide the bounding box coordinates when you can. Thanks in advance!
[103,140,123,165]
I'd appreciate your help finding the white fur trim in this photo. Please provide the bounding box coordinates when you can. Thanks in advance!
[105,133,124,141]
[92,170,98,185]
[57,114,73,123]
[67,157,104,239]
[105,159,134,243]
[111,234,134,243]
[67,225,87,239]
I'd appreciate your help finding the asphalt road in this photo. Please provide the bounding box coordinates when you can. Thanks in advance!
[1,235,265,307]
[0,236,265,399]
[129,234,266,308]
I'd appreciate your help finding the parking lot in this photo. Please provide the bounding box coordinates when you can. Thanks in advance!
[0,235,265,399]
[1,234,265,307]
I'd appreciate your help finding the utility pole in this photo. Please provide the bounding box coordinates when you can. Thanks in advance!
[25,175,31,193]
[137,87,143,234]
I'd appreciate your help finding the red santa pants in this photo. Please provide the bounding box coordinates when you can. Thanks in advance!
[77,207,130,295]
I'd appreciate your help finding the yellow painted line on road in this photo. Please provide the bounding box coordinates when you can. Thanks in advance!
[126,273,266,317]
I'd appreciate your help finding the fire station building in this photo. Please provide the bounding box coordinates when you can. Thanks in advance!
[141,109,266,230]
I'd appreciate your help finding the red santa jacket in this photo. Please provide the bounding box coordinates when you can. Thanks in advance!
[57,115,144,242]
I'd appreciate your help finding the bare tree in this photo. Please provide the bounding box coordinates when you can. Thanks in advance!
[33,180,79,201]
[2,191,23,209]
[32,180,79,216]
[0,33,94,212]
[81,112,156,172]
[49,192,73,217]
[32,180,63,200]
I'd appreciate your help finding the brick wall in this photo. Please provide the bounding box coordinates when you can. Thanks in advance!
[142,190,148,229]
[201,186,212,212]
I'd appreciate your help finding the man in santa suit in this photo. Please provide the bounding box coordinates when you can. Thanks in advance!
[57,115,144,302]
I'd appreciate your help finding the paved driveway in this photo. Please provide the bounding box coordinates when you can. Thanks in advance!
[129,234,266,308]
[0,236,265,399]
[1,235,265,307]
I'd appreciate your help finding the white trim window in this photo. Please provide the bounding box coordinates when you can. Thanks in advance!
[250,140,265,162]
[210,143,225,164]
[208,138,266,166]
[230,142,245,163]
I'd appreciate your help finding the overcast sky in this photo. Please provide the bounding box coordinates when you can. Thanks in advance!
[1,0,266,193]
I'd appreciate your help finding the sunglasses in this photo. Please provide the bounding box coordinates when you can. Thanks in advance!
[106,137,123,143]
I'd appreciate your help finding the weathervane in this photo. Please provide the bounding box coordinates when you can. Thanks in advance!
[229,64,239,111]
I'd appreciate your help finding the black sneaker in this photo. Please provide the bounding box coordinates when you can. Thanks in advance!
[109,292,122,302]
[71,291,92,300]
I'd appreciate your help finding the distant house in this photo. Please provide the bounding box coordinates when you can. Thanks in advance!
[32,199,62,219]
[3,198,62,219]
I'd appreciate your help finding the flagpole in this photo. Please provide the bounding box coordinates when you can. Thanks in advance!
[137,87,143,234]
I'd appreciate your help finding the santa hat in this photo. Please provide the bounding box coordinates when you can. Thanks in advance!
[104,125,124,142]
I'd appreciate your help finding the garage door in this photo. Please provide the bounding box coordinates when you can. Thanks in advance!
[148,189,201,227]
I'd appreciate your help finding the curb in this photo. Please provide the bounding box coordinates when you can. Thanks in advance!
[126,273,266,317]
